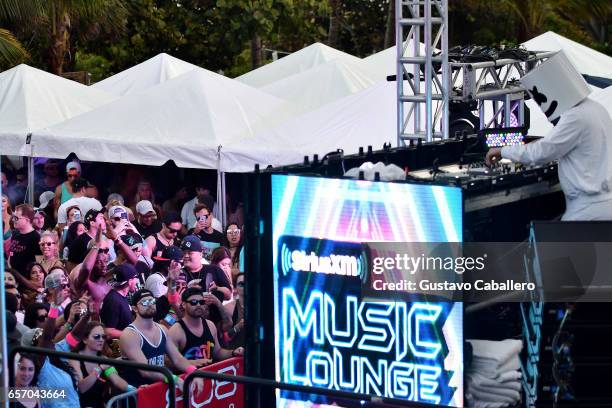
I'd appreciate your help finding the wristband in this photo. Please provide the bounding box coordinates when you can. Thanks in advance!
[185,365,197,375]
[66,332,79,348]
[48,307,60,319]
[167,293,180,303]
[126,385,136,392]
[103,366,118,378]
[163,374,180,385]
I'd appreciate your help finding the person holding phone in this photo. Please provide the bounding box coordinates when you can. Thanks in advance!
[188,204,226,262]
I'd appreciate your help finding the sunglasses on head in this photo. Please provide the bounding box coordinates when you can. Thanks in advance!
[187,299,206,306]
[139,298,156,307]
[37,314,48,322]
[92,334,106,340]
[98,248,110,254]
[40,241,56,246]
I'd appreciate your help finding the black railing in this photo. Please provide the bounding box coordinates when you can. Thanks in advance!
[10,346,177,408]
[183,369,439,408]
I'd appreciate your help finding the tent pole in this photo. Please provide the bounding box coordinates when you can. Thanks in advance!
[216,146,227,228]
[28,155,34,205]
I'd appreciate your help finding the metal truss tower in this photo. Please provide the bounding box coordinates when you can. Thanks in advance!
[396,0,449,145]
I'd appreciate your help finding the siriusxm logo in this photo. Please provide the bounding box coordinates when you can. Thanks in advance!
[291,250,359,276]
[278,236,366,278]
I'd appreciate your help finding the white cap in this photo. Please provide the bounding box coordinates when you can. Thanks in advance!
[108,205,127,219]
[136,200,155,215]
[66,160,81,173]
[37,191,55,209]
[521,51,591,124]
[145,273,167,298]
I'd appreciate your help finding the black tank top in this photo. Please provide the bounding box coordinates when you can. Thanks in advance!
[78,360,106,408]
[227,301,245,349]
[178,319,215,360]
[121,323,167,386]
[152,234,170,259]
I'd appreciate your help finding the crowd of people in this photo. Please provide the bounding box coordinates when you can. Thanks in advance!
[2,159,245,408]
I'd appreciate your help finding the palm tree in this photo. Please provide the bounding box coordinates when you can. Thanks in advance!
[1,0,126,74]
[0,0,42,66]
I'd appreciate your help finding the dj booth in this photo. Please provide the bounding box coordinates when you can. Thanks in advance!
[240,128,600,407]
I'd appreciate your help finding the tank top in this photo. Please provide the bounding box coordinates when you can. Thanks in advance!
[60,182,73,204]
[227,301,245,349]
[78,360,106,408]
[152,234,171,259]
[178,319,215,360]
[121,323,167,386]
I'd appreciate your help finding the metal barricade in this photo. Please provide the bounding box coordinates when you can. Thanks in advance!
[183,369,435,408]
[10,346,177,408]
[105,389,138,408]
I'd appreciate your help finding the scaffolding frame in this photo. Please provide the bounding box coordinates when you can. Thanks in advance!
[396,0,449,145]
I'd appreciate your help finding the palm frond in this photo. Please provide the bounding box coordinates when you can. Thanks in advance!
[0,0,45,21]
[0,28,28,66]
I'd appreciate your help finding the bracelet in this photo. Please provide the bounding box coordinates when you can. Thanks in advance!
[126,385,136,392]
[48,307,60,319]
[185,365,197,375]
[65,322,73,331]
[66,332,79,348]
[163,374,180,385]
[94,367,102,378]
[103,366,118,378]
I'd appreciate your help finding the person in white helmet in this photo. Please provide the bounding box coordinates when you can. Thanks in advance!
[486,51,612,221]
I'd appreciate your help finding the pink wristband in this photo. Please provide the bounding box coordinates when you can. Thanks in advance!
[48,307,60,319]
[167,293,180,303]
[185,365,197,375]
[66,332,79,348]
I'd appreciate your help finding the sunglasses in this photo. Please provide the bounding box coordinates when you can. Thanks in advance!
[54,283,70,290]
[187,299,206,306]
[98,248,110,254]
[112,217,122,222]
[92,334,106,341]
[139,298,156,306]
[227,229,240,235]
[167,227,180,234]
[40,241,56,246]
[37,315,48,322]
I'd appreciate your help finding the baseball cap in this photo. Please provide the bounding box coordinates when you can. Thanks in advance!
[84,209,102,225]
[181,287,204,302]
[109,264,138,288]
[136,200,155,215]
[44,270,66,290]
[145,273,167,298]
[66,160,81,173]
[109,205,128,220]
[132,289,155,305]
[153,245,183,262]
[120,233,143,248]
[37,191,55,210]
[181,235,202,252]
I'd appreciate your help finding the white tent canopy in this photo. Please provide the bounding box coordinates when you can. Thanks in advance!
[0,64,115,156]
[92,53,199,96]
[260,58,382,113]
[236,42,363,88]
[221,80,404,171]
[522,31,612,78]
[31,68,293,169]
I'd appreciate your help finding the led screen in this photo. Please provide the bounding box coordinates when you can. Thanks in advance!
[272,175,464,407]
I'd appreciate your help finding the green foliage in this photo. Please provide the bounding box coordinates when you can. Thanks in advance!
[74,50,112,82]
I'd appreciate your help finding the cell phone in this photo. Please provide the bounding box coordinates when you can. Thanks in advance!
[73,210,81,221]
[198,215,208,222]
[120,212,128,220]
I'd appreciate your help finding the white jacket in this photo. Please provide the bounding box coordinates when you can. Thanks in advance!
[502,98,612,220]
